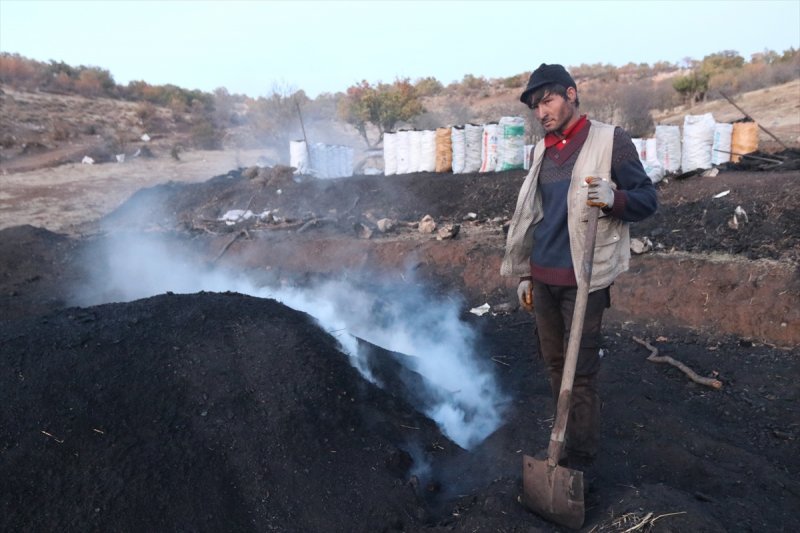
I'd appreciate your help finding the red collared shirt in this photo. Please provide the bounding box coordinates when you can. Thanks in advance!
[544,114,588,150]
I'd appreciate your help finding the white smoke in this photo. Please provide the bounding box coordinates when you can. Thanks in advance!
[75,231,505,449]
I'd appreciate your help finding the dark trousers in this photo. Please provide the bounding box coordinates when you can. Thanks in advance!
[533,281,609,460]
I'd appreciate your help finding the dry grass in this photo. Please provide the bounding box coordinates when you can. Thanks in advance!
[589,510,687,533]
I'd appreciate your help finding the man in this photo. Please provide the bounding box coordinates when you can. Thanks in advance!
[501,64,657,470]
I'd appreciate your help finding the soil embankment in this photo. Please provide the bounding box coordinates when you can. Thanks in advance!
[1,165,799,532]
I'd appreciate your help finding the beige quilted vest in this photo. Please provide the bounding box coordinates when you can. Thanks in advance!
[500,121,630,292]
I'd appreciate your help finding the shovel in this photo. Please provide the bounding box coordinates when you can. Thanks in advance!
[521,205,600,529]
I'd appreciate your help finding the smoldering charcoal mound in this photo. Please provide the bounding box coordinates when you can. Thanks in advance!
[0,292,458,532]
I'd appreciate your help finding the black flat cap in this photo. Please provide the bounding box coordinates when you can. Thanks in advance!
[519,63,576,105]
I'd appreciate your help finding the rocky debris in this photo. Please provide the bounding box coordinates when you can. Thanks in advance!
[436,223,460,240]
[630,237,654,254]
[419,214,436,234]
[377,218,395,233]
[354,221,373,239]
[728,205,749,229]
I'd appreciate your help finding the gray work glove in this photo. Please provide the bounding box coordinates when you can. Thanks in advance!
[517,279,533,311]
[586,176,615,209]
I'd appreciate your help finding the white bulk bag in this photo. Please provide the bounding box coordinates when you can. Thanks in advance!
[408,130,423,173]
[464,124,483,173]
[631,138,646,161]
[681,113,716,171]
[308,143,324,178]
[480,123,500,173]
[334,146,346,178]
[451,126,466,174]
[523,144,534,170]
[290,140,309,174]
[396,130,411,175]
[420,130,437,172]
[645,138,659,167]
[642,137,664,183]
[711,122,733,165]
[496,116,525,171]
[383,132,397,176]
[342,146,354,177]
[655,124,682,173]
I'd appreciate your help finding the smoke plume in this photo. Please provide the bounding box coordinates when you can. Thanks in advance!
[74,231,505,449]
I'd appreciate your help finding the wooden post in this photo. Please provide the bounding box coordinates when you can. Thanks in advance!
[294,98,312,164]
[719,91,789,150]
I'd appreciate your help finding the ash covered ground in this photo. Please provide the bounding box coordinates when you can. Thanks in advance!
[1,164,799,532]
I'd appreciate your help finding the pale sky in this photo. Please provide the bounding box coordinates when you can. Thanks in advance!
[1,0,798,98]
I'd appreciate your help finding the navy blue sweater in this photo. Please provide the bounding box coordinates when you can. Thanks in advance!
[531,123,658,286]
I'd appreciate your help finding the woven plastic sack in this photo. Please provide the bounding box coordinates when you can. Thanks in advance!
[655,124,682,173]
[523,144,534,170]
[464,124,483,173]
[731,121,759,163]
[451,126,466,174]
[710,123,733,165]
[644,138,664,183]
[681,113,715,171]
[495,116,525,171]
[420,130,437,172]
[435,127,452,172]
[631,138,646,161]
[396,130,411,175]
[480,123,500,173]
[289,140,309,174]
[383,132,397,176]
[408,130,423,173]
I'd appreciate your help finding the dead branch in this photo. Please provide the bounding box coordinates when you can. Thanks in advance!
[244,193,258,212]
[712,149,784,164]
[213,230,246,263]
[297,216,338,234]
[633,336,723,390]
[341,195,360,218]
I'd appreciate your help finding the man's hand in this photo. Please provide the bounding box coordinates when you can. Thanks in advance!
[586,176,614,208]
[517,279,533,311]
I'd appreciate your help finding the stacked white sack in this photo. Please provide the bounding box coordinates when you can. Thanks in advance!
[451,126,466,174]
[408,130,423,173]
[711,122,733,165]
[420,130,437,172]
[289,140,309,175]
[383,132,397,176]
[644,138,664,183]
[655,125,682,173]
[682,113,716,171]
[523,144,534,170]
[396,130,411,174]
[464,124,483,173]
[496,116,526,171]
[631,138,646,161]
[480,123,500,173]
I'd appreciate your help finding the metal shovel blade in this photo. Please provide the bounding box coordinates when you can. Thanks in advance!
[522,454,585,529]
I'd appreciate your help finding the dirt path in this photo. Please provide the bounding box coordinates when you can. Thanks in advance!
[0,148,266,233]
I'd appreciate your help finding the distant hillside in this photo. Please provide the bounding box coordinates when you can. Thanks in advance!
[1,49,798,173]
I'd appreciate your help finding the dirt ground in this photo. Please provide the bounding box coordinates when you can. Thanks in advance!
[0,147,273,233]
[1,152,799,532]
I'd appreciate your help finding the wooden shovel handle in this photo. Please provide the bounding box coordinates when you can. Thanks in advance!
[547,206,600,465]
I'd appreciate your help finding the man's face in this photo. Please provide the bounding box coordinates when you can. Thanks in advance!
[532,87,577,134]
